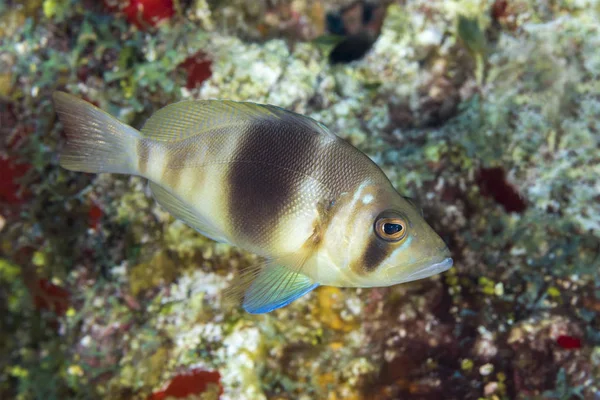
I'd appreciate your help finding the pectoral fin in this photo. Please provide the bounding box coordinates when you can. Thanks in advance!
[224,256,319,314]
[243,264,319,314]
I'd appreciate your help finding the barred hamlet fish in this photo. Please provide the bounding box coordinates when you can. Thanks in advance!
[53,91,453,314]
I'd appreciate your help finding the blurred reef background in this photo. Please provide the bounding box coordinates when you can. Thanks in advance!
[1,0,600,399]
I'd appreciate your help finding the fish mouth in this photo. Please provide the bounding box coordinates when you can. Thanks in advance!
[404,257,453,281]
[389,257,454,285]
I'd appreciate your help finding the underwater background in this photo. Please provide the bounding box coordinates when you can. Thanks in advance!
[1,0,599,399]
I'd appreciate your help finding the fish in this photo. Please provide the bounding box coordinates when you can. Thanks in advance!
[325,1,388,64]
[52,91,453,314]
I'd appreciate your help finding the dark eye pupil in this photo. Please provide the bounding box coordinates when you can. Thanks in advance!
[384,223,402,235]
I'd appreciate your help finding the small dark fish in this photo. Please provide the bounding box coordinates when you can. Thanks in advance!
[326,1,388,64]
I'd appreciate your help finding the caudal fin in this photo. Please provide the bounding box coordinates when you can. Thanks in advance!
[53,91,140,175]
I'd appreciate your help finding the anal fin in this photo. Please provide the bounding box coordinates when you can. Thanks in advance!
[149,182,228,243]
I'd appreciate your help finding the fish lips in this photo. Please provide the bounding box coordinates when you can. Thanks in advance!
[387,256,453,285]
[404,257,453,281]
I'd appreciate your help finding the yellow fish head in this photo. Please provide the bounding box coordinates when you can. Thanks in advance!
[319,184,452,288]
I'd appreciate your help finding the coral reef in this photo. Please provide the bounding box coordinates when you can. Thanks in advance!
[0,0,599,399]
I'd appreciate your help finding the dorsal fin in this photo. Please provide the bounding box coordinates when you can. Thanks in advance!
[140,100,335,142]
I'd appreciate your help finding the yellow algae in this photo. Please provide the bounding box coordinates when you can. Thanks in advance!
[461,358,474,372]
[8,365,29,378]
[0,73,13,97]
[164,220,212,260]
[547,286,561,298]
[129,251,179,296]
[146,347,170,388]
[329,342,344,351]
[115,345,170,394]
[115,190,151,224]
[308,2,325,36]
[32,251,46,267]
[478,276,497,296]
[22,0,44,15]
[312,287,359,333]
[0,259,20,281]
[0,10,25,37]
[43,0,58,18]
[0,239,8,254]
[67,365,84,377]
[317,372,336,389]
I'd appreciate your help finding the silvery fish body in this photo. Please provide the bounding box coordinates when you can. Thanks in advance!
[53,91,452,314]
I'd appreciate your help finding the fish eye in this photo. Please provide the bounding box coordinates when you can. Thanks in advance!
[374,212,408,242]
[383,223,402,235]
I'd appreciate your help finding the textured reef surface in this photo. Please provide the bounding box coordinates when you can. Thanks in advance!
[1,0,599,399]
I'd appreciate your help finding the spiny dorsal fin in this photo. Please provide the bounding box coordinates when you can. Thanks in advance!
[141,100,335,142]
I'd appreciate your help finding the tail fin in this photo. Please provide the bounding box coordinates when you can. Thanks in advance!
[53,91,141,175]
